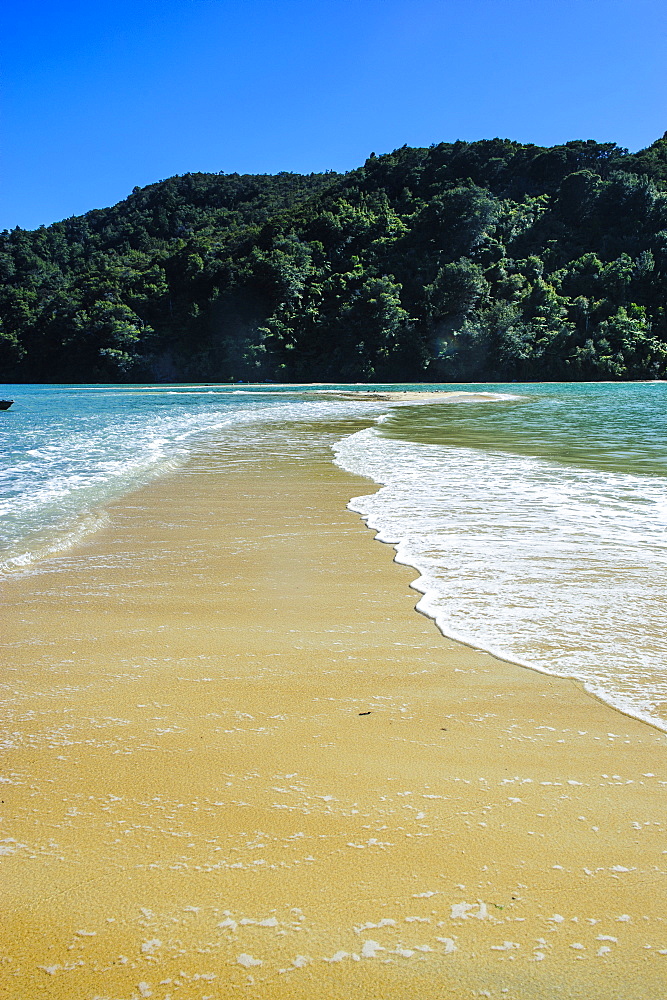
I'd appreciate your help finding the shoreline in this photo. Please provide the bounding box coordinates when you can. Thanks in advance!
[401,559,667,738]
[1,418,666,999]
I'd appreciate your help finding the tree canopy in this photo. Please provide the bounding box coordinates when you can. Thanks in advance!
[4,136,667,382]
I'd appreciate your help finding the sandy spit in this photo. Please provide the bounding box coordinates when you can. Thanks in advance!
[0,418,665,1000]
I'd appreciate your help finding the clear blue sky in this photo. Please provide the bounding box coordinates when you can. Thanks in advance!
[2,0,666,231]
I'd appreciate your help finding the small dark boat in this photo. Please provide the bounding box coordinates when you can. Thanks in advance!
[0,400,13,410]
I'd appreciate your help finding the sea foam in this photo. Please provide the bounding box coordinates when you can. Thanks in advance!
[334,418,667,732]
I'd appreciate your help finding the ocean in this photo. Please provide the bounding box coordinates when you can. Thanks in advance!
[2,381,666,732]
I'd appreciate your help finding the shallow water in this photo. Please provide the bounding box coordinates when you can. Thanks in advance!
[333,382,667,732]
[0,383,386,572]
[2,381,667,732]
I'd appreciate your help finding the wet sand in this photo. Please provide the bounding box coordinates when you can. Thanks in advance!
[1,420,666,1000]
[320,389,509,404]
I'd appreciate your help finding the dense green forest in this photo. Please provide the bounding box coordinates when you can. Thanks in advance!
[3,135,667,382]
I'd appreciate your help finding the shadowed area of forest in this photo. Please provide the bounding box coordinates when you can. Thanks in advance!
[3,135,667,382]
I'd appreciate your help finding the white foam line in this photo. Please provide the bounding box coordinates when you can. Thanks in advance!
[333,430,667,736]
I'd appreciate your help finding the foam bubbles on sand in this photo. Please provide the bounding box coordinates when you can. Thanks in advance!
[354,919,397,933]
[323,950,349,963]
[0,838,26,855]
[450,902,490,920]
[236,954,262,968]
[22,889,667,992]
[141,939,162,954]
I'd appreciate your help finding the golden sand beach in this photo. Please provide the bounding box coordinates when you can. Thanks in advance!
[1,418,666,999]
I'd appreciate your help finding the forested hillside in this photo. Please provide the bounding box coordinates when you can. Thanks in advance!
[3,135,667,382]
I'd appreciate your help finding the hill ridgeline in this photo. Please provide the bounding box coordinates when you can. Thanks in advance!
[3,136,667,382]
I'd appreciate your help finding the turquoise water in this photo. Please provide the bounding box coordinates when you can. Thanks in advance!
[334,382,667,732]
[2,382,667,731]
[0,383,386,571]
[376,382,667,478]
